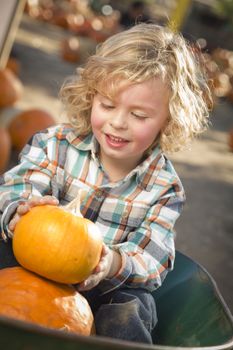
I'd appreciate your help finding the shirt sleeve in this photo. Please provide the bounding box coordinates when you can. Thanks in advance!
[0,130,56,240]
[98,183,185,294]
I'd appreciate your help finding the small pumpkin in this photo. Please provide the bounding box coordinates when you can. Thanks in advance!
[8,108,56,151]
[13,193,103,284]
[61,37,80,63]
[0,68,23,108]
[6,57,21,76]
[229,129,233,152]
[0,266,94,335]
[0,127,11,174]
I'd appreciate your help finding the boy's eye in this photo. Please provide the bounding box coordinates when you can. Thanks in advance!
[101,103,115,110]
[132,112,148,119]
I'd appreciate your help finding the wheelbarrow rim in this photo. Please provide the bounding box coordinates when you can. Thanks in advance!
[0,313,232,350]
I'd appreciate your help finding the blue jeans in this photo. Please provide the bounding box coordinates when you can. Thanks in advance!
[82,287,157,344]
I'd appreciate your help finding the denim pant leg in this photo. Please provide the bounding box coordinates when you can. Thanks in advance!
[84,287,157,344]
[0,239,19,269]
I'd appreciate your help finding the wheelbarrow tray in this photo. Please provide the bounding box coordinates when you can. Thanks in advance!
[0,246,232,350]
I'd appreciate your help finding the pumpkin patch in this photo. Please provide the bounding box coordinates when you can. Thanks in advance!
[0,266,95,335]
[0,69,23,108]
[8,108,56,151]
[0,127,11,174]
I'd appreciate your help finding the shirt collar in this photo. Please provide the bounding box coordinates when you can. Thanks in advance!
[135,146,165,191]
[66,130,101,164]
[66,130,164,190]
[66,130,94,151]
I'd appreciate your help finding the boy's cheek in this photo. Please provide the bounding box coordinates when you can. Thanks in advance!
[135,127,160,144]
[90,109,104,130]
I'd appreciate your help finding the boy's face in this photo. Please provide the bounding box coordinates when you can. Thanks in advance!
[91,77,169,176]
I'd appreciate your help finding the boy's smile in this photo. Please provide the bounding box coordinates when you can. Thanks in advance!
[91,77,169,180]
[105,133,129,148]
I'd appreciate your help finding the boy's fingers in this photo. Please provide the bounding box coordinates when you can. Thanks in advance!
[16,204,30,215]
[77,280,87,291]
[94,265,101,273]
[41,196,59,204]
[25,196,42,207]
[78,275,100,291]
[9,213,20,231]
[9,196,59,234]
[28,196,59,207]
[7,196,59,235]
[101,244,109,257]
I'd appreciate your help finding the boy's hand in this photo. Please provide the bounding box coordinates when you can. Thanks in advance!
[8,195,59,233]
[78,244,121,292]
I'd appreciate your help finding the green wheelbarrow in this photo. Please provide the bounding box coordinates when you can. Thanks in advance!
[0,245,232,350]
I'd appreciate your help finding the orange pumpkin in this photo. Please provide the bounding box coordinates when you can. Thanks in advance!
[6,57,21,76]
[13,194,103,284]
[0,266,94,335]
[0,68,23,108]
[8,108,56,151]
[61,37,80,63]
[0,127,11,174]
[229,129,233,152]
[228,88,233,105]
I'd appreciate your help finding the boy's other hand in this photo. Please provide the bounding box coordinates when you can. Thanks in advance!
[78,244,122,291]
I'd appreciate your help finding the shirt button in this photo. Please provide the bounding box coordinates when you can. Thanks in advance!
[122,211,129,219]
[95,190,103,198]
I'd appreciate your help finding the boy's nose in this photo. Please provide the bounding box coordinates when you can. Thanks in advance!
[110,112,127,129]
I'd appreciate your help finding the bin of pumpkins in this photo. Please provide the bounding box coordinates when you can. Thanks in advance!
[0,193,102,336]
[0,127,11,174]
[0,68,23,108]
[229,129,233,152]
[8,108,56,152]
[0,59,101,336]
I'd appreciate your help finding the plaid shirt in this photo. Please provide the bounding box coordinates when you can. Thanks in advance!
[0,124,185,293]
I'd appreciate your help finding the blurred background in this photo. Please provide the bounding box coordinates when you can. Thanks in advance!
[0,0,232,312]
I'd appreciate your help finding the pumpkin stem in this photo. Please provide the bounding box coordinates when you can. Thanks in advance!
[65,190,86,217]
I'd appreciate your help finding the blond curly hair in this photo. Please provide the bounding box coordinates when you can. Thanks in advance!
[60,23,212,153]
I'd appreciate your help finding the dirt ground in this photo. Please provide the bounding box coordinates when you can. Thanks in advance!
[0,15,233,313]
[171,101,233,313]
